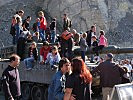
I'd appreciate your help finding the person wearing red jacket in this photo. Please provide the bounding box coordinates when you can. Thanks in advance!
[38,11,47,41]
[40,41,51,64]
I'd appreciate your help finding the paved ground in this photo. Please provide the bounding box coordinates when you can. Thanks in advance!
[0,92,102,100]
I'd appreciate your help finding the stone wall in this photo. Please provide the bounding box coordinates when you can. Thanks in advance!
[0,0,133,47]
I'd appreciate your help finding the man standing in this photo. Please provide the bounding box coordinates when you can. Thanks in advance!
[2,54,21,100]
[63,14,71,31]
[86,25,96,47]
[92,53,125,100]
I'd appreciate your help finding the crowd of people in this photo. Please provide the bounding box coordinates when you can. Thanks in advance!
[1,9,133,100]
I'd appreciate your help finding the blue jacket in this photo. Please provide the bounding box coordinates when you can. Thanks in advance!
[48,71,66,100]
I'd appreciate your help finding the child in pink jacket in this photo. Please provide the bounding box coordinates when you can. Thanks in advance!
[99,30,108,50]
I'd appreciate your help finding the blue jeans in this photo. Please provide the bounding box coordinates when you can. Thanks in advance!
[39,29,45,41]
[81,51,85,62]
[50,30,56,43]
[24,57,34,69]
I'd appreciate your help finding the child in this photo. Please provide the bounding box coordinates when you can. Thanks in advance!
[99,30,108,50]
[92,35,100,62]
[40,41,51,64]
[45,46,61,69]
[32,32,39,42]
[80,32,88,62]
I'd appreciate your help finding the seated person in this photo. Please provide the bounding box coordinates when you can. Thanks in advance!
[32,32,39,43]
[26,32,33,43]
[45,46,61,69]
[24,42,38,70]
[40,41,51,64]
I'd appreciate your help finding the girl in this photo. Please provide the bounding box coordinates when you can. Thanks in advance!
[24,42,38,70]
[45,46,61,69]
[99,30,108,50]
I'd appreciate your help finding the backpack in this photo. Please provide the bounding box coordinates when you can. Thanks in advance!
[61,31,72,40]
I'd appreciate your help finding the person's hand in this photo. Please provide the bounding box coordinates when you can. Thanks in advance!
[69,94,76,100]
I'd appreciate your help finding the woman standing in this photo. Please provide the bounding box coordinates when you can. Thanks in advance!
[38,11,47,41]
[64,58,92,100]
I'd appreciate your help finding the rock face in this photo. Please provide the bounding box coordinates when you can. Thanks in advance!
[0,0,133,47]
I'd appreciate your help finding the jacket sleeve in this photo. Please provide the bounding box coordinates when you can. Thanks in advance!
[2,72,13,99]
[54,77,64,100]
[34,48,38,61]
[45,53,50,63]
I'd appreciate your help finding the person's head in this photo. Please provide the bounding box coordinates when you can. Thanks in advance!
[59,58,70,74]
[123,67,128,73]
[43,41,49,49]
[105,53,114,61]
[34,32,39,37]
[72,29,77,35]
[9,54,20,67]
[124,59,130,64]
[91,25,96,32]
[38,11,44,17]
[27,16,31,21]
[31,42,37,48]
[52,18,56,21]
[36,18,40,22]
[82,32,87,39]
[71,58,92,84]
[16,17,20,24]
[92,35,97,41]
[51,46,58,55]
[18,10,24,17]
[63,13,67,19]
[99,30,105,38]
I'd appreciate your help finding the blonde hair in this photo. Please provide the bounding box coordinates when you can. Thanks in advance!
[31,42,37,48]
[38,11,44,17]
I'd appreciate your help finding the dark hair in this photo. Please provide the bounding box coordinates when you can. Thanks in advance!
[27,16,31,19]
[72,58,92,84]
[64,13,67,17]
[53,18,56,21]
[43,41,49,46]
[18,10,24,13]
[9,54,20,62]
[91,25,95,29]
[9,56,16,62]
[58,58,70,70]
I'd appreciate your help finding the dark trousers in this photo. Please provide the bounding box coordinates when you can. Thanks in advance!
[14,96,21,100]
[81,51,85,62]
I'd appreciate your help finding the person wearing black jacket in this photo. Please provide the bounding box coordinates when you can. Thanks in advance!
[86,25,96,47]
[50,18,56,43]
[2,54,21,100]
[24,42,38,70]
[92,53,125,100]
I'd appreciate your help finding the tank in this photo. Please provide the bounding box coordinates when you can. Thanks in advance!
[0,44,133,100]
[73,45,133,56]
